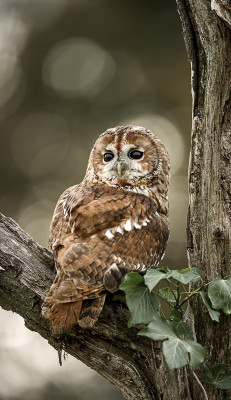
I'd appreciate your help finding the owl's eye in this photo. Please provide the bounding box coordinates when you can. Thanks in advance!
[103,152,114,162]
[128,150,144,160]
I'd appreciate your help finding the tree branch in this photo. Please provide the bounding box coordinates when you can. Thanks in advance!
[0,213,188,400]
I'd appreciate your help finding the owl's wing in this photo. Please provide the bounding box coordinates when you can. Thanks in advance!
[48,184,95,251]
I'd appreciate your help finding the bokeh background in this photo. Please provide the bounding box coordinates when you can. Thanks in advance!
[0,0,191,399]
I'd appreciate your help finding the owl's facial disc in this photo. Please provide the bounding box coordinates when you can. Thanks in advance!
[87,126,170,193]
[101,143,147,184]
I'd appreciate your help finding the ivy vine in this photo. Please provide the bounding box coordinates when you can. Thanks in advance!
[120,268,231,396]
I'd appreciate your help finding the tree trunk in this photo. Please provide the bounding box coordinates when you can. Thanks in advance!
[0,1,230,399]
[176,0,231,398]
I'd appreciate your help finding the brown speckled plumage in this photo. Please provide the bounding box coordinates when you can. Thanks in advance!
[42,125,170,333]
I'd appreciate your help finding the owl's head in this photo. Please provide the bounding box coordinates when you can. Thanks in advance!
[85,126,170,212]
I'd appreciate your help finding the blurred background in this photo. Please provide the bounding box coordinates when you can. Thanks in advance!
[0,0,191,399]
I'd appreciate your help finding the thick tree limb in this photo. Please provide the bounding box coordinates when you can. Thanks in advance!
[0,213,190,400]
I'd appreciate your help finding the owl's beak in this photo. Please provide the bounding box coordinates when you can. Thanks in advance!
[117,161,123,176]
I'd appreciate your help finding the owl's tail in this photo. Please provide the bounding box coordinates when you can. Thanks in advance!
[42,268,107,333]
[42,300,83,334]
[42,295,106,334]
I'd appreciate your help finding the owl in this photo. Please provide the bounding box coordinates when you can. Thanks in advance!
[42,125,170,334]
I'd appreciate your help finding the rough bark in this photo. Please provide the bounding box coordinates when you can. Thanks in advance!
[176,0,231,398]
[0,1,230,399]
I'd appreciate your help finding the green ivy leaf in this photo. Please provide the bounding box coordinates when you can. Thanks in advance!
[139,315,205,370]
[203,362,214,383]
[163,338,205,370]
[163,338,188,369]
[138,315,177,340]
[144,269,170,291]
[190,267,202,282]
[144,267,201,291]
[183,340,206,370]
[170,267,201,284]
[173,321,191,337]
[203,363,231,389]
[208,276,231,314]
[159,287,177,303]
[199,291,220,322]
[120,272,159,327]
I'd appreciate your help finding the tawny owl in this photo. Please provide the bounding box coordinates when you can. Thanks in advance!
[42,125,170,334]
